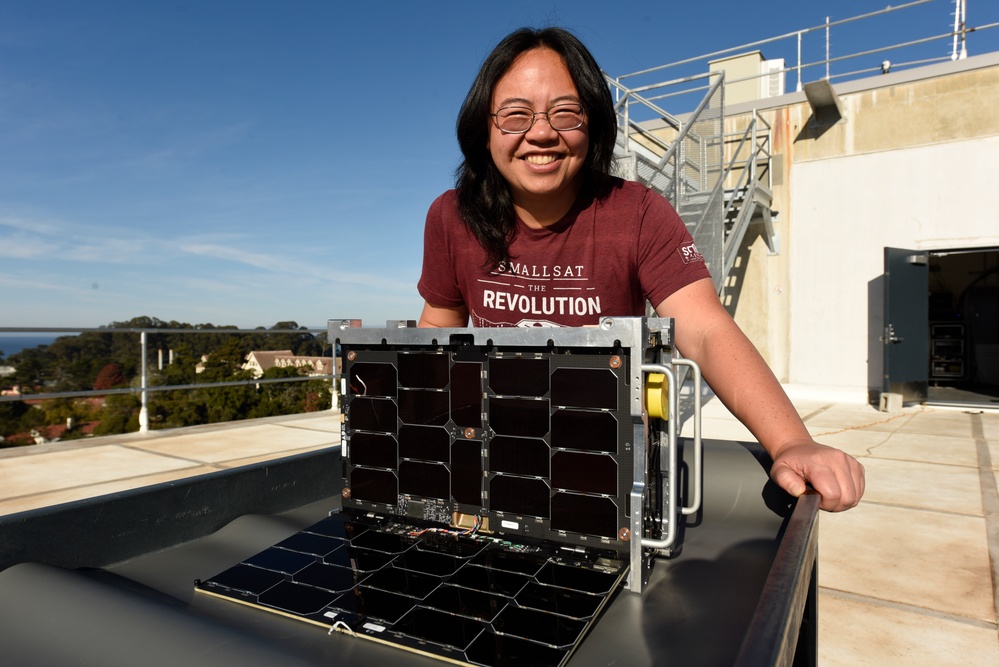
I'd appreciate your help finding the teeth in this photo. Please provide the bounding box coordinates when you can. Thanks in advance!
[525,155,557,165]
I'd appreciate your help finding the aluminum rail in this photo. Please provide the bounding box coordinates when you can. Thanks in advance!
[734,491,821,667]
[673,357,703,516]
[638,363,679,552]
[615,0,939,90]
[0,326,337,432]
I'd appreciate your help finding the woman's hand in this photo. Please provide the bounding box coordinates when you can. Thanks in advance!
[769,438,866,511]
[658,278,866,512]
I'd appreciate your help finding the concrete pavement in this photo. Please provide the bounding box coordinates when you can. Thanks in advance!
[680,392,999,666]
[1,395,997,665]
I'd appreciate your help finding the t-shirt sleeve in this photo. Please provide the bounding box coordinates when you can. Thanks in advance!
[417,193,468,308]
[634,189,712,308]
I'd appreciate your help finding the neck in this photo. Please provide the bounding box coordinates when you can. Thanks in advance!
[513,181,583,229]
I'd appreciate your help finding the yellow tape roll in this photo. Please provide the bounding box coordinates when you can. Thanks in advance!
[645,373,668,420]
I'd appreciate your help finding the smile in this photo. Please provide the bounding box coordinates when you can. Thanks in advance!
[524,154,559,165]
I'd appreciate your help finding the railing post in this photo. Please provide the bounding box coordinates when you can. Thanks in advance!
[796,32,803,92]
[674,125,682,205]
[622,92,630,152]
[825,16,831,80]
[139,331,149,433]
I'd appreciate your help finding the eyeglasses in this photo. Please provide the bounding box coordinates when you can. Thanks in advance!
[490,103,586,134]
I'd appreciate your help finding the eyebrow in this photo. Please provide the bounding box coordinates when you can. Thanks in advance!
[495,94,581,108]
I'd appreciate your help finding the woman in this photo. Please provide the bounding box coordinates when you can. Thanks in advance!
[418,27,864,512]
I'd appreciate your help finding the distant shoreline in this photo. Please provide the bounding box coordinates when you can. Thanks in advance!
[0,335,61,359]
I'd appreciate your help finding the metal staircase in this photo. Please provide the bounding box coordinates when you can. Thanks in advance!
[607,71,779,297]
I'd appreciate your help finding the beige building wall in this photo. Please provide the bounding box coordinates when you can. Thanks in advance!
[710,51,766,106]
[723,53,999,399]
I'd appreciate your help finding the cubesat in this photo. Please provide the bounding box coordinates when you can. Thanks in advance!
[197,317,702,667]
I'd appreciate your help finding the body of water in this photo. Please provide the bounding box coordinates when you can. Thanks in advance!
[0,336,60,359]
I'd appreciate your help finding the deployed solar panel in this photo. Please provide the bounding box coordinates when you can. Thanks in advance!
[198,512,627,666]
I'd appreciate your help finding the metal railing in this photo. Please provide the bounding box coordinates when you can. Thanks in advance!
[720,110,778,281]
[613,1,997,101]
[605,1,997,298]
[608,71,726,290]
[0,326,336,436]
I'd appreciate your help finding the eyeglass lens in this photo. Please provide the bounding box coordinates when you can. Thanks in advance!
[494,105,584,133]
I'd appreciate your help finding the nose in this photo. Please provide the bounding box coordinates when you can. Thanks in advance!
[526,112,558,139]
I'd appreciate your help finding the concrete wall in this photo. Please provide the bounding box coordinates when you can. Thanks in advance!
[725,53,999,400]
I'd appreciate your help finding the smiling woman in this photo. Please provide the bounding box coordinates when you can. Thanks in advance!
[416,26,703,330]
[485,48,590,228]
[414,26,865,513]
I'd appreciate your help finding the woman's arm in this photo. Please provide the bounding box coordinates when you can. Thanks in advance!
[657,278,865,511]
[418,301,469,328]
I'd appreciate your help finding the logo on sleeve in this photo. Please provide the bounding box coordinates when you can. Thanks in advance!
[679,243,704,265]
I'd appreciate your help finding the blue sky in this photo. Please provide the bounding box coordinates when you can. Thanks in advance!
[1,0,996,329]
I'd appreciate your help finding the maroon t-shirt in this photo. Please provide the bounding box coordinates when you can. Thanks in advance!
[418,178,711,327]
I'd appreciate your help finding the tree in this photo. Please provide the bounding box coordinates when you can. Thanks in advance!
[4,316,329,433]
[93,394,140,436]
[93,363,126,390]
[0,402,30,445]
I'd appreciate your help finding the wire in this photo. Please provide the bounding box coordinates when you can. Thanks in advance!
[811,407,928,437]
[329,620,355,637]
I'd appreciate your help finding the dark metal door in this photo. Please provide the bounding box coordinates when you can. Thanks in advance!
[882,247,928,402]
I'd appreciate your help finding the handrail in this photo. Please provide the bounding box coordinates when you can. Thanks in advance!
[609,72,723,168]
[639,363,679,552]
[0,326,330,335]
[0,374,332,404]
[0,326,337,434]
[655,74,723,174]
[734,491,821,666]
[673,357,703,516]
[613,0,993,94]
[608,72,724,208]
[615,1,939,80]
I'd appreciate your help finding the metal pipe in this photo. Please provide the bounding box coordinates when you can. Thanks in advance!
[796,32,803,92]
[139,331,149,433]
[673,358,703,516]
[825,16,831,81]
[956,0,968,60]
[639,363,678,551]
[0,374,334,404]
[615,0,934,82]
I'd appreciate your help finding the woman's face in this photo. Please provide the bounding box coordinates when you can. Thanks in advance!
[488,48,589,221]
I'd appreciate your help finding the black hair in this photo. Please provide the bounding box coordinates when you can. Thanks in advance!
[454,27,617,269]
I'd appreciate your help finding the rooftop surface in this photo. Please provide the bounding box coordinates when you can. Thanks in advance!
[0,394,996,665]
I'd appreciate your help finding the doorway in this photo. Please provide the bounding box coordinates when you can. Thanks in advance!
[926,247,999,407]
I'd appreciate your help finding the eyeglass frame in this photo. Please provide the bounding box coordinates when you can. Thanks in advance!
[489,103,586,134]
